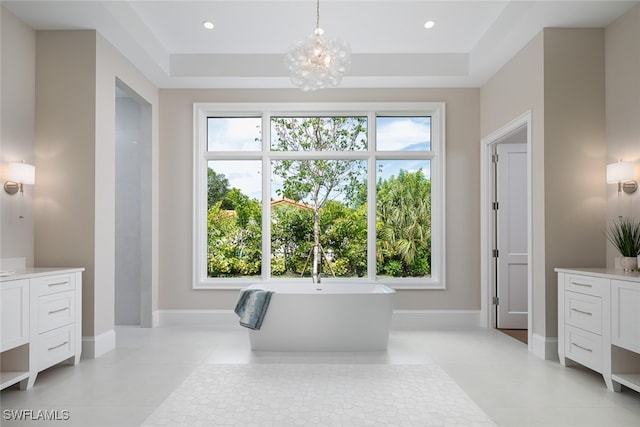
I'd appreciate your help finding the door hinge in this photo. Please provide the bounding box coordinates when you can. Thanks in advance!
[492,153,499,163]
[492,249,499,258]
[492,201,499,210]
[493,297,500,305]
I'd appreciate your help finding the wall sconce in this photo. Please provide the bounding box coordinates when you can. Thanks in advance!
[4,161,36,195]
[607,160,637,194]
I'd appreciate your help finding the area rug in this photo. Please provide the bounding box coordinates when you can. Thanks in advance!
[142,364,497,427]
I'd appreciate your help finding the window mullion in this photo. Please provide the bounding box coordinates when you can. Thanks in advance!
[268,151,369,161]
[367,111,377,281]
[262,113,271,281]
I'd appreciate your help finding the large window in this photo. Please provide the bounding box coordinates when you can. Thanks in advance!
[194,103,445,289]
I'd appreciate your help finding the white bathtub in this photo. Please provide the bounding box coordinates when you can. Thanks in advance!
[244,283,395,352]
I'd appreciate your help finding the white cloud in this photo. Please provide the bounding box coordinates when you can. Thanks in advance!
[209,160,262,201]
[376,117,430,151]
[207,118,261,151]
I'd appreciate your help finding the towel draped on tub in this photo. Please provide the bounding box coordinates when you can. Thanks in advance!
[234,289,274,330]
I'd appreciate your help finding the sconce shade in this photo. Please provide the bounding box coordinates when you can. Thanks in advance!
[606,161,634,184]
[8,162,35,185]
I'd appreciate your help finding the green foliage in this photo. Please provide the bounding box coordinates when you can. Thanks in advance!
[320,200,367,277]
[271,256,286,276]
[271,117,368,208]
[606,217,640,257]
[376,169,431,277]
[207,199,262,277]
[206,118,432,279]
[383,259,404,277]
[270,204,314,276]
[271,117,368,277]
[207,168,231,209]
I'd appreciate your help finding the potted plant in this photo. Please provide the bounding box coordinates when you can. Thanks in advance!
[606,217,640,271]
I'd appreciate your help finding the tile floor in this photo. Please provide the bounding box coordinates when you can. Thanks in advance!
[1,325,640,426]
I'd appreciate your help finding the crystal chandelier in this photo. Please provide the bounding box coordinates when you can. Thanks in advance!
[285,0,351,91]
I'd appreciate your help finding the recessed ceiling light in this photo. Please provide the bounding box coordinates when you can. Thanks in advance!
[202,21,214,30]
[424,20,435,29]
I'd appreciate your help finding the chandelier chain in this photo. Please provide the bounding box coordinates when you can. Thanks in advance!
[316,0,320,29]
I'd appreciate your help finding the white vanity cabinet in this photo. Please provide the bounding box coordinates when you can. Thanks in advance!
[611,279,640,392]
[557,268,640,394]
[0,268,83,390]
[0,279,30,389]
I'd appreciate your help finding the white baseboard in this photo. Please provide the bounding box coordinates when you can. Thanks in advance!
[152,310,160,327]
[531,333,558,361]
[82,329,116,359]
[157,309,482,329]
[392,310,482,329]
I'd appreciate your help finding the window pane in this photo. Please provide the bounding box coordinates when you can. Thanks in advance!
[270,159,367,278]
[207,117,261,151]
[270,117,367,151]
[376,160,431,278]
[376,116,431,151]
[207,160,262,278]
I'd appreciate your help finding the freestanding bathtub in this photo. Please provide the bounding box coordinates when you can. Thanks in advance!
[243,282,395,351]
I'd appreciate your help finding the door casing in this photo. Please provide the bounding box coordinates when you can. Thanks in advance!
[480,111,533,350]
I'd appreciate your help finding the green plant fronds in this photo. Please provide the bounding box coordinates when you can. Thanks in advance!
[606,217,640,257]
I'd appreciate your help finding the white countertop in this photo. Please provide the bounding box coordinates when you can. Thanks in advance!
[0,267,84,281]
[555,267,640,283]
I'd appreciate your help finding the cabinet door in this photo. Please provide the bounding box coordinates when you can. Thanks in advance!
[612,280,640,353]
[1,280,29,351]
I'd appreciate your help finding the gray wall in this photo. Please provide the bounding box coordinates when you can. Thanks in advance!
[1,7,36,265]
[31,28,159,351]
[605,4,640,252]
[481,28,608,340]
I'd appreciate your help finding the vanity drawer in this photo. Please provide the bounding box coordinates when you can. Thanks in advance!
[33,274,75,296]
[38,324,74,371]
[565,291,602,334]
[565,325,602,372]
[38,291,75,333]
[565,274,608,297]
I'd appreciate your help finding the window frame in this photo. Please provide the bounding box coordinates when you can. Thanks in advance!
[193,102,446,290]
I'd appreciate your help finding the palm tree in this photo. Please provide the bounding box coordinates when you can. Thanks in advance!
[377,170,431,276]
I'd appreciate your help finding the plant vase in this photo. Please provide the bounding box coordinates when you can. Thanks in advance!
[620,256,638,272]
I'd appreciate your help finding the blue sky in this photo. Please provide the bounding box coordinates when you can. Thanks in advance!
[207,116,431,201]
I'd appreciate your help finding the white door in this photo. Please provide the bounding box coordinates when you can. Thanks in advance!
[495,143,528,329]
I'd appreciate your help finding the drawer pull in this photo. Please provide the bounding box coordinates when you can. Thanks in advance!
[48,307,70,315]
[571,281,593,288]
[48,341,69,351]
[571,308,593,316]
[48,281,69,287]
[571,342,593,353]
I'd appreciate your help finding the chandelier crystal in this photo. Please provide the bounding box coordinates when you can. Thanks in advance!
[285,0,351,91]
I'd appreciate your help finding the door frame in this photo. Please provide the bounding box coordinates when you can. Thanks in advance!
[480,111,533,350]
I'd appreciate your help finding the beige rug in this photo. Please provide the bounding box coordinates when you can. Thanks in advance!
[142,364,497,427]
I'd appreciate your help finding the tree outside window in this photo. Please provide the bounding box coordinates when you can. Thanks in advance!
[194,103,444,289]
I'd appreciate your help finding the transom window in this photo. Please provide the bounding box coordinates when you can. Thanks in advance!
[193,103,445,289]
